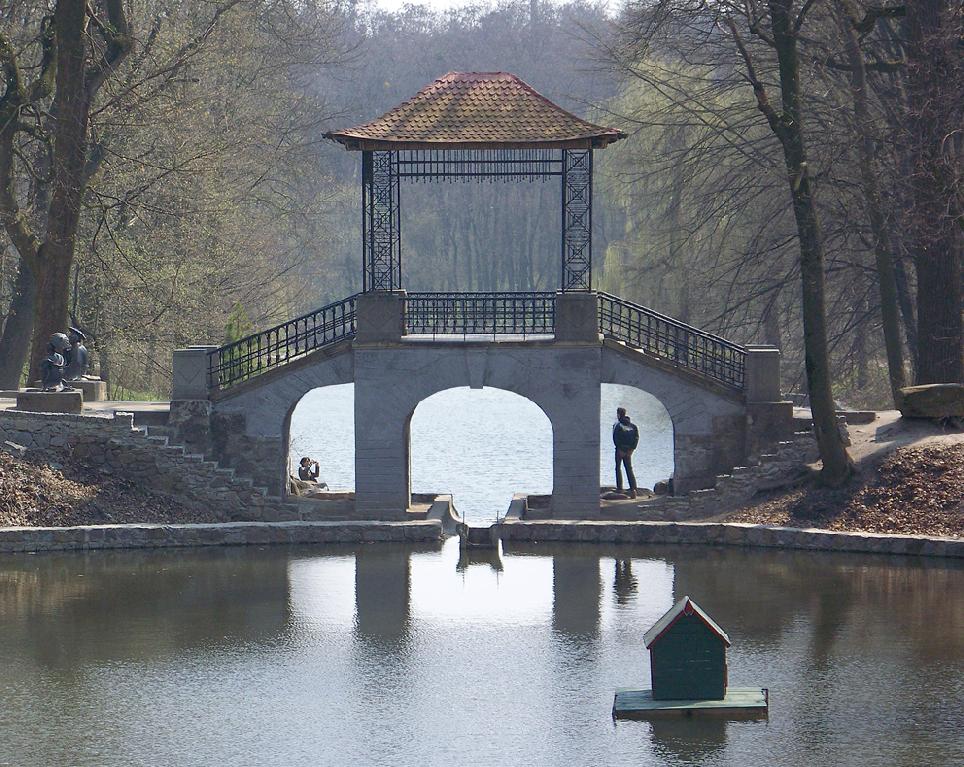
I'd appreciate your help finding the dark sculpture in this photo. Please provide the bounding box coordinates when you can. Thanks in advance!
[64,326,90,381]
[40,333,71,391]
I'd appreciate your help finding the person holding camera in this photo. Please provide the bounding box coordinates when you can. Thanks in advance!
[298,456,322,483]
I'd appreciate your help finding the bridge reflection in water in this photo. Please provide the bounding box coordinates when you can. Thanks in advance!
[1,543,960,766]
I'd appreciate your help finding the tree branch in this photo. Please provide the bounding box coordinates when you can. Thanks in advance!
[725,16,786,141]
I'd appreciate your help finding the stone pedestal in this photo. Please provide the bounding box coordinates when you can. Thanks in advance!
[72,378,107,402]
[744,345,782,402]
[554,291,600,343]
[172,346,218,399]
[16,390,83,414]
[355,291,406,344]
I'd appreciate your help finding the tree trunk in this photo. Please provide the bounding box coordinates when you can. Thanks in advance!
[28,0,92,380]
[837,2,907,402]
[0,259,35,388]
[903,0,963,383]
[769,0,853,484]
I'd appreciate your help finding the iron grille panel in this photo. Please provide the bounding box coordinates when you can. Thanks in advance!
[208,294,358,390]
[362,150,401,291]
[406,292,555,339]
[562,149,592,291]
[396,149,562,181]
[597,292,746,389]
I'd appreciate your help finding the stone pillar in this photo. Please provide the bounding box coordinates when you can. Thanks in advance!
[354,290,406,345]
[548,346,601,518]
[554,291,600,343]
[353,348,410,517]
[744,345,781,402]
[744,345,794,455]
[172,346,218,400]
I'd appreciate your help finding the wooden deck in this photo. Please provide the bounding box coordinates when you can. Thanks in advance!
[613,687,769,720]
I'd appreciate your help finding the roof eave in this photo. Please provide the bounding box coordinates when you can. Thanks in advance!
[323,133,626,152]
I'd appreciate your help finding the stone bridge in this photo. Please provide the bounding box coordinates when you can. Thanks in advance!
[169,291,790,519]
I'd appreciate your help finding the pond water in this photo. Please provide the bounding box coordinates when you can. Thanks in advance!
[0,543,960,767]
[289,384,674,523]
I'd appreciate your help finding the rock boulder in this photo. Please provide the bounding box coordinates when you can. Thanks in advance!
[897,384,964,419]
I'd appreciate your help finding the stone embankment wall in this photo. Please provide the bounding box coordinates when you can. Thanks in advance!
[0,409,301,522]
[499,520,962,558]
[0,520,442,554]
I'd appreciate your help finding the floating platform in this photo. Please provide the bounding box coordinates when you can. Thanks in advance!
[613,687,769,720]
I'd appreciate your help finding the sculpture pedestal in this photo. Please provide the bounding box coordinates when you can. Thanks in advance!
[16,390,83,414]
[72,378,107,402]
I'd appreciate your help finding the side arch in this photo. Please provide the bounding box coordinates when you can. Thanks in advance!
[600,345,747,492]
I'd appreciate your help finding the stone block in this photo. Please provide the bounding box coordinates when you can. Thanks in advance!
[896,384,964,419]
[16,390,83,414]
[355,291,406,343]
[1,440,26,458]
[71,378,107,401]
[744,345,782,402]
[554,291,600,343]
[172,346,217,399]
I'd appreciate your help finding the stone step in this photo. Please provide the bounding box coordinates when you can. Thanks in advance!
[146,435,169,446]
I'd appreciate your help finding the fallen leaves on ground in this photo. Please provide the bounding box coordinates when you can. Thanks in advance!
[0,450,223,527]
[729,443,963,537]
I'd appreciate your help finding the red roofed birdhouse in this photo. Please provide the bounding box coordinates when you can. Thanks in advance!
[643,596,731,701]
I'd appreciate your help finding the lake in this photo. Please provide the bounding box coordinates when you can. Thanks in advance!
[1,542,960,767]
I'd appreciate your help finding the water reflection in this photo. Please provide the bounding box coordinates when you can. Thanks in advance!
[551,551,601,640]
[648,718,729,764]
[353,545,411,647]
[0,543,961,767]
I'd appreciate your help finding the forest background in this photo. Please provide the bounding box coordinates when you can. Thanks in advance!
[0,0,960,415]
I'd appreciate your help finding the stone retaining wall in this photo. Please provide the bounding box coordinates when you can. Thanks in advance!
[499,520,962,558]
[0,520,443,554]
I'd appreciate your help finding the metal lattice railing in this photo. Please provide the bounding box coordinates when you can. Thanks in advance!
[207,290,745,393]
[406,292,555,339]
[208,294,358,390]
[597,292,746,389]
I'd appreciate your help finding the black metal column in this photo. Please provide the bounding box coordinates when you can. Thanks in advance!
[362,150,402,291]
[561,148,593,291]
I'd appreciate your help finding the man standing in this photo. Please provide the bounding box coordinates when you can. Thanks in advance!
[613,407,640,498]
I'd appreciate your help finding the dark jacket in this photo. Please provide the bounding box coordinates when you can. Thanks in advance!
[298,463,320,482]
[613,417,639,451]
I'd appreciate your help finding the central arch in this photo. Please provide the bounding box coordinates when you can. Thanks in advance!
[353,344,601,517]
[407,387,553,523]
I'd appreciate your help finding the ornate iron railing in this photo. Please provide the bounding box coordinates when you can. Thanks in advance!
[597,292,746,389]
[406,292,555,339]
[208,294,358,390]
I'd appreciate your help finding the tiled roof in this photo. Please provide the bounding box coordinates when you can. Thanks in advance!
[325,72,625,150]
[643,596,731,648]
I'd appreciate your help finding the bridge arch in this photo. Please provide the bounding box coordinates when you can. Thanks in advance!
[600,383,675,492]
[285,383,355,492]
[353,343,601,516]
[407,386,553,520]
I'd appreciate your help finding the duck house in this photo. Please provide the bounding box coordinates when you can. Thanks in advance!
[612,596,768,720]
[644,595,729,700]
